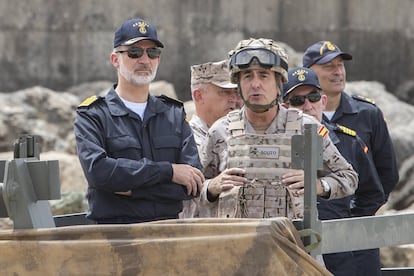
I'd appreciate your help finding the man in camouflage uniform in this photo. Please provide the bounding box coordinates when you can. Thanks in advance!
[180,60,240,218]
[189,59,241,152]
[199,38,358,219]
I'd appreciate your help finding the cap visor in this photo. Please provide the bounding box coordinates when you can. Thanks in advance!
[284,83,321,98]
[284,83,304,97]
[122,37,164,48]
[211,81,237,89]
[316,52,352,65]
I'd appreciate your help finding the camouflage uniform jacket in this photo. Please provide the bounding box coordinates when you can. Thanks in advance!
[180,114,209,218]
[199,105,358,217]
[189,114,209,153]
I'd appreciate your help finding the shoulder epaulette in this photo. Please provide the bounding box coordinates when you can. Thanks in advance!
[157,95,183,106]
[336,124,356,137]
[352,95,376,105]
[317,125,329,139]
[78,95,102,108]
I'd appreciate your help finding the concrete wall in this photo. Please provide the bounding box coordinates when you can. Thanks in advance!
[1,0,414,101]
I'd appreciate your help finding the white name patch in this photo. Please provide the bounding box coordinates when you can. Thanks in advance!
[249,146,280,159]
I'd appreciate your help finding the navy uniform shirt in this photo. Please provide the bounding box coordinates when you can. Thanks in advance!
[318,122,384,219]
[323,92,399,216]
[74,86,201,222]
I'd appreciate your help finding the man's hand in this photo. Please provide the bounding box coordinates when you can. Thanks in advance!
[172,164,205,196]
[282,169,305,196]
[207,168,247,200]
[282,169,324,196]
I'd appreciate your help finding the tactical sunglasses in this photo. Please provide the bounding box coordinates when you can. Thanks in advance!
[115,47,161,59]
[230,48,288,70]
[288,91,321,106]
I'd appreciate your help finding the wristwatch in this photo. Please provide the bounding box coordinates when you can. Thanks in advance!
[320,179,331,197]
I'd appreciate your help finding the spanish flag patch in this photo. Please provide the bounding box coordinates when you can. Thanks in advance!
[317,125,329,138]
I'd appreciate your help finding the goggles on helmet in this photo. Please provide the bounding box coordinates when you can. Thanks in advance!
[229,48,288,71]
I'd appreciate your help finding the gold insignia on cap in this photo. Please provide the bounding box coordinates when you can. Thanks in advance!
[319,41,336,55]
[133,21,148,34]
[292,68,308,82]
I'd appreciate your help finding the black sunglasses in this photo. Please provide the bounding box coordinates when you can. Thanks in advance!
[288,91,321,106]
[115,47,161,59]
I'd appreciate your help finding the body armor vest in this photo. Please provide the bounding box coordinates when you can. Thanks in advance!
[218,109,304,219]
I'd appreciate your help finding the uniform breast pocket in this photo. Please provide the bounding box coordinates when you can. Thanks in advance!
[106,135,142,159]
[153,135,181,161]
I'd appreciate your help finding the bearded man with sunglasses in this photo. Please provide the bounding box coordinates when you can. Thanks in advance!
[283,66,386,276]
[303,41,399,276]
[74,18,204,224]
[198,38,358,220]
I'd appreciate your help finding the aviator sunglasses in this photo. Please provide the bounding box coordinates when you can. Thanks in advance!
[115,47,162,59]
[288,90,322,106]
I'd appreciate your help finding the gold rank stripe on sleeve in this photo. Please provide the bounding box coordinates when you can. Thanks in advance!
[78,95,98,107]
[317,125,329,138]
[337,125,356,137]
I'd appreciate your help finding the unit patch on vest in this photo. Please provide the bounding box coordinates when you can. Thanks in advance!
[250,146,280,159]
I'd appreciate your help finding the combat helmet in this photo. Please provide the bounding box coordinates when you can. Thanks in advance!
[228,38,289,84]
[228,38,289,112]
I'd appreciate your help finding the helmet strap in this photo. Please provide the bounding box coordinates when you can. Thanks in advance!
[238,86,280,113]
[237,84,282,113]
[243,99,278,113]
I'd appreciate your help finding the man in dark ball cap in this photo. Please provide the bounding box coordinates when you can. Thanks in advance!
[74,18,204,224]
[302,40,399,276]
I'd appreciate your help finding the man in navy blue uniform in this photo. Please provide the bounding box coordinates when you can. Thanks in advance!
[303,41,399,276]
[74,18,204,224]
[283,66,385,276]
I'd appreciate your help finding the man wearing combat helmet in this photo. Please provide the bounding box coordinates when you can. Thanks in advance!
[198,38,358,219]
